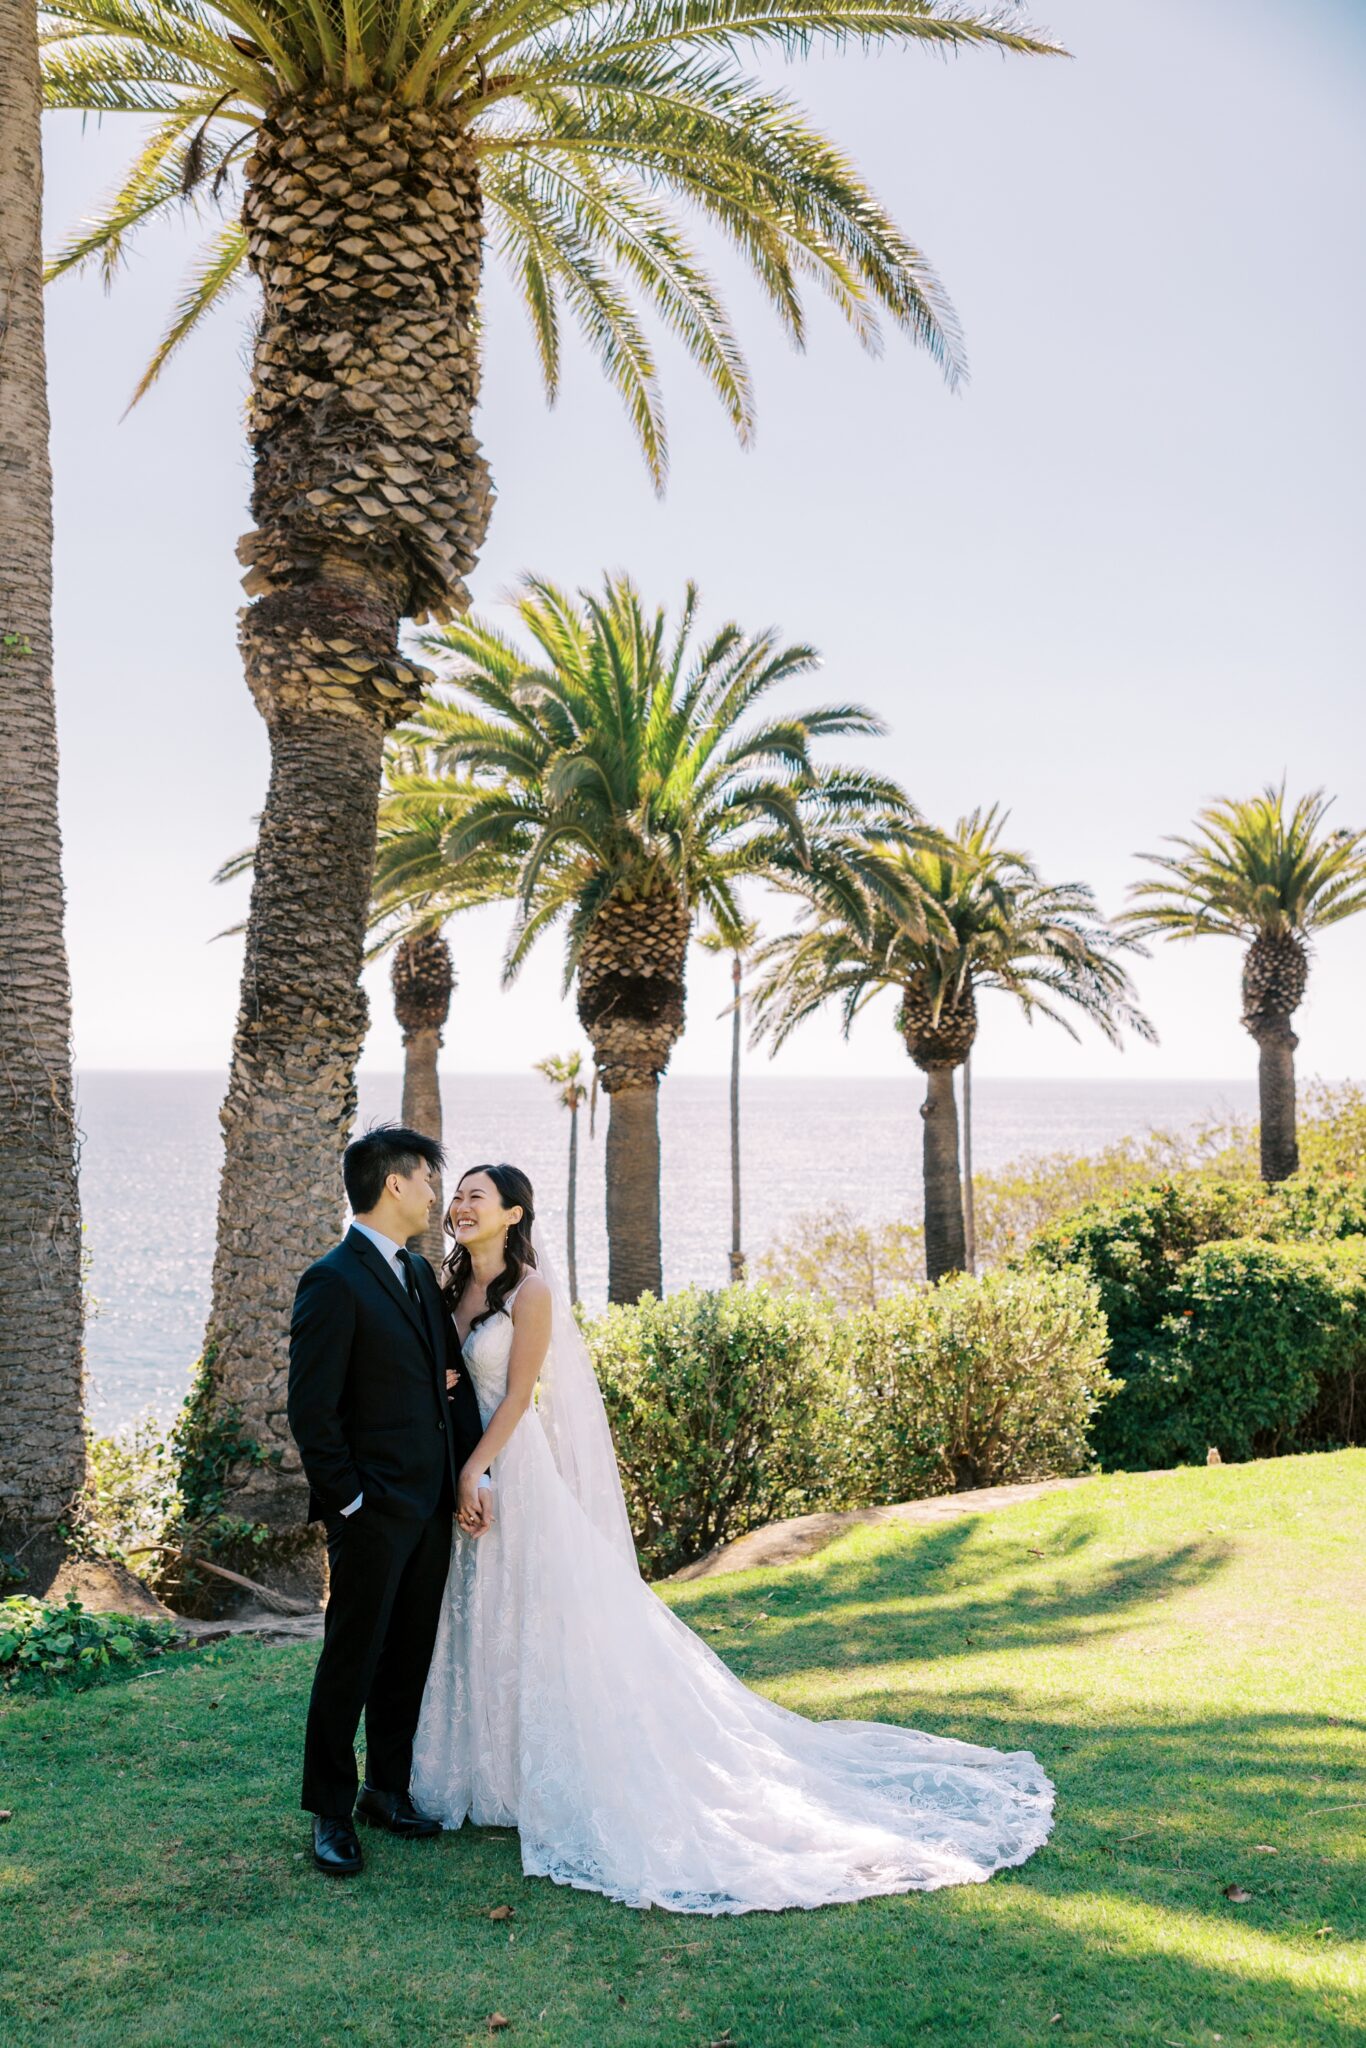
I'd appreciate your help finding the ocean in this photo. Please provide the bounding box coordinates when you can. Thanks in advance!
[77,1069,1259,1434]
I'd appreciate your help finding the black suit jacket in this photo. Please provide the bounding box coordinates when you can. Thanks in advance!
[288,1228,485,1524]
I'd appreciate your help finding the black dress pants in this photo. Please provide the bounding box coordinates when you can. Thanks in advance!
[301,1500,453,1818]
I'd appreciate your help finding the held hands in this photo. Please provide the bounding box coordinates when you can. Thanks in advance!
[457,1467,493,1538]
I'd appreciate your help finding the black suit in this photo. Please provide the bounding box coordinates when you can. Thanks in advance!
[288,1227,484,1817]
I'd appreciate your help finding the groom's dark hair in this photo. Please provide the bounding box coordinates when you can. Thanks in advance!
[344,1124,445,1216]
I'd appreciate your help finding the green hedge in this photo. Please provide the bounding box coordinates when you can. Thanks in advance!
[587,1270,1115,1577]
[841,1267,1114,1505]
[1028,1175,1366,1468]
[590,1285,842,1579]
[1098,1236,1366,1469]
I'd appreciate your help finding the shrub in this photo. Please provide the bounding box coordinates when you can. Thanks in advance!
[588,1286,843,1577]
[0,1595,184,1694]
[81,1416,182,1563]
[1029,1174,1366,1467]
[1097,1236,1366,1469]
[1028,1174,1366,1355]
[757,1203,925,1308]
[841,1268,1114,1504]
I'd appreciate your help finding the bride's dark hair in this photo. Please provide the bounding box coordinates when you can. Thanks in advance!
[442,1162,537,1327]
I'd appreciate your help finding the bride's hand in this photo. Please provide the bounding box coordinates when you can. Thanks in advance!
[445,1365,461,1391]
[457,1468,489,1535]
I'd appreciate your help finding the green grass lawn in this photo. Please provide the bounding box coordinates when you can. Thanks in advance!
[3,1453,1363,2048]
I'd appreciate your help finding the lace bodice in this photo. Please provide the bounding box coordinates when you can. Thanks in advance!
[457,1281,525,1420]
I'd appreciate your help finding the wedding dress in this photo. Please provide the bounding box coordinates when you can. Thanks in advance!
[411,1253,1054,1914]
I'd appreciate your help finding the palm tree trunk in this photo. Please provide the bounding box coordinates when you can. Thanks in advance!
[729,951,745,1283]
[961,1053,977,1274]
[0,14,86,1583]
[921,1064,967,1282]
[203,683,387,1530]
[400,1025,446,1265]
[196,88,492,1536]
[566,1099,580,1303]
[605,1083,663,1301]
[1253,1018,1299,1182]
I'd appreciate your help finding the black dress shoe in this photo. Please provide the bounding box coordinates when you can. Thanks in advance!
[312,1815,363,1876]
[355,1783,442,1838]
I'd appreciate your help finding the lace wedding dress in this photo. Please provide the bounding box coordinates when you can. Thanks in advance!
[412,1272,1054,1914]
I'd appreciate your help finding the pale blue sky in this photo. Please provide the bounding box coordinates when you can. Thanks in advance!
[43,0,1366,1082]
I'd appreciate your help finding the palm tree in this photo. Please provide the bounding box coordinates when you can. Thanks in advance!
[214,759,505,1266]
[699,919,760,1281]
[389,928,454,1260]
[413,572,907,1300]
[535,1050,592,1303]
[753,809,1154,1281]
[0,6,85,1586]
[45,0,1062,1524]
[1124,786,1366,1182]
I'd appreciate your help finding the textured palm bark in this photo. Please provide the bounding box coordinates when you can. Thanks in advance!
[0,12,86,1575]
[565,1102,580,1304]
[201,89,492,1530]
[204,697,386,1523]
[605,1084,663,1301]
[400,1026,446,1264]
[920,1065,967,1281]
[394,930,452,1262]
[728,951,745,1283]
[577,887,690,1303]
[961,1054,977,1274]
[1252,1017,1299,1183]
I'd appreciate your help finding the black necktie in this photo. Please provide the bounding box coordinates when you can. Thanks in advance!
[396,1247,421,1302]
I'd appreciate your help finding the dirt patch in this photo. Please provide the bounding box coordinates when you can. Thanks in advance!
[667,1477,1089,1583]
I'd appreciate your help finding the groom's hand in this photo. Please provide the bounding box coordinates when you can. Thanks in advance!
[458,1470,493,1536]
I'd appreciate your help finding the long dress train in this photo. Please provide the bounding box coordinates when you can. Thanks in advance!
[412,1285,1054,1914]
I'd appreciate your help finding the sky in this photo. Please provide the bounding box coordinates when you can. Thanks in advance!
[40,0,1366,1083]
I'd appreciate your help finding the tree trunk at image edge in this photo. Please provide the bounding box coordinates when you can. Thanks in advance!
[566,1100,580,1304]
[394,931,454,1266]
[0,13,86,1584]
[961,1054,977,1275]
[729,951,745,1283]
[197,87,492,1540]
[921,1066,967,1282]
[1251,1018,1299,1183]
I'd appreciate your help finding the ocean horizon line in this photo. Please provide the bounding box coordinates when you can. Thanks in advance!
[74,1066,1318,1088]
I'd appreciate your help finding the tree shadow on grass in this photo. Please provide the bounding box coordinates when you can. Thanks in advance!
[675,1512,1236,1679]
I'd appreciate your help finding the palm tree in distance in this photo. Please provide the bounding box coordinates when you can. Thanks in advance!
[752,810,1154,1281]
[699,919,760,1282]
[535,1051,593,1304]
[45,0,1064,1528]
[1123,786,1366,1182]
[389,928,454,1261]
[0,0,85,1587]
[413,572,911,1301]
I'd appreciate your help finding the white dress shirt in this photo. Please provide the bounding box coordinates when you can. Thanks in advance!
[343,1220,489,1516]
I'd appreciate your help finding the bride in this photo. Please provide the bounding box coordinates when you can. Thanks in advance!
[411,1163,1054,1914]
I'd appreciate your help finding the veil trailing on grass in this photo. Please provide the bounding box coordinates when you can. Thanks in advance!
[529,1221,638,1571]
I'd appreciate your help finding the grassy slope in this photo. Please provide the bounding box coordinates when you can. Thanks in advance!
[2,1452,1362,2048]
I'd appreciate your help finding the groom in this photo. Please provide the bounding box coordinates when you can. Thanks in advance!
[288,1123,489,1877]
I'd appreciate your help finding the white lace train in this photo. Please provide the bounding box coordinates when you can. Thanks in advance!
[412,1301,1054,1914]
